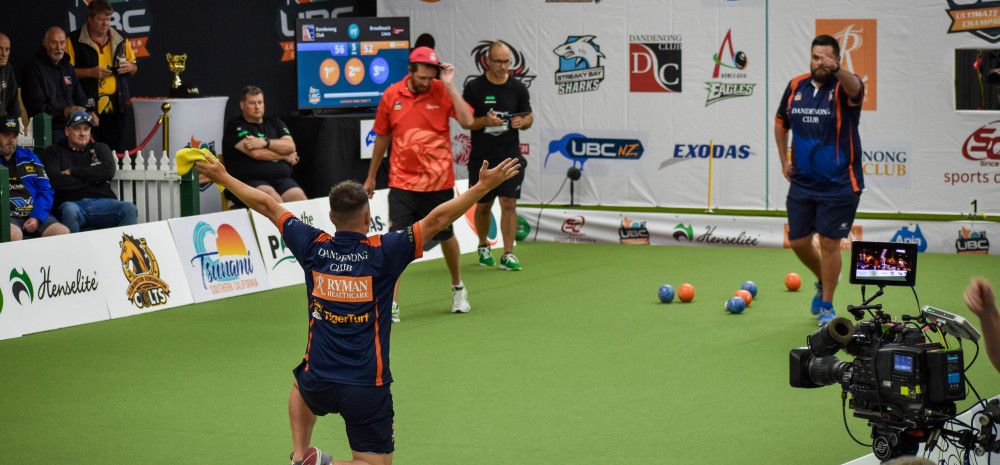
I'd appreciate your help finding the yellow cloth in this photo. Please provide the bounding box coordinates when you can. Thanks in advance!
[175,147,224,191]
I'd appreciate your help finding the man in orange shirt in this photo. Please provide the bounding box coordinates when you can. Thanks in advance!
[364,46,474,322]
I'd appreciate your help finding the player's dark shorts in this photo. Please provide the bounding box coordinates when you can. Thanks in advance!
[388,188,454,241]
[293,361,395,454]
[786,192,861,241]
[225,177,300,206]
[10,215,62,238]
[468,155,526,203]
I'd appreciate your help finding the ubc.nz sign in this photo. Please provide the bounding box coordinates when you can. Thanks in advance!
[544,133,645,171]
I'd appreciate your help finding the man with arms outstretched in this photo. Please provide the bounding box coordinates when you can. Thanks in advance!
[197,154,519,465]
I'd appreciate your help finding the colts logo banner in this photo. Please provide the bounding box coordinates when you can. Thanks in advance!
[120,233,170,309]
[545,133,644,171]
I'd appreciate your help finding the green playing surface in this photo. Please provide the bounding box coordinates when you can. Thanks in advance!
[1,242,998,464]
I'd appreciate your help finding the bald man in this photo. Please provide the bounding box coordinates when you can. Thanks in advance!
[22,27,98,141]
[0,33,20,118]
[461,41,533,271]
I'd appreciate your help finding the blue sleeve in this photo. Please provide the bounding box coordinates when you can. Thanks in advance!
[22,151,53,222]
[775,82,792,128]
[380,224,421,277]
[279,213,326,266]
[841,75,866,112]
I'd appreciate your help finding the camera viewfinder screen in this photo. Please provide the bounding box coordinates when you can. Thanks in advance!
[849,241,918,287]
[893,354,914,373]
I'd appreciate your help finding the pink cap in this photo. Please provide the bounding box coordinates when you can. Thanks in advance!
[409,46,441,67]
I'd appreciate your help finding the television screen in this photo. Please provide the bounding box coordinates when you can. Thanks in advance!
[296,17,410,109]
[849,241,918,287]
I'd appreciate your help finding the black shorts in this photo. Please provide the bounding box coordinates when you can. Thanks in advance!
[786,192,861,240]
[10,215,62,238]
[388,188,454,241]
[293,362,395,454]
[225,177,300,205]
[468,155,526,203]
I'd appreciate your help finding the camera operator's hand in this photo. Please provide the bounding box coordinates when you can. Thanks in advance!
[965,278,998,319]
[965,277,1000,373]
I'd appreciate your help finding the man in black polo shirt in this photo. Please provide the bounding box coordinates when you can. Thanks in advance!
[222,85,305,205]
[462,41,532,271]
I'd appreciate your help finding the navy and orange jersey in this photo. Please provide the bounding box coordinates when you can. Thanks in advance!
[278,212,423,387]
[776,73,865,198]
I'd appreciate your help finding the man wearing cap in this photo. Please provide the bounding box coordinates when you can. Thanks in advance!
[364,46,474,322]
[22,27,99,143]
[1,116,70,240]
[41,110,136,232]
[0,32,20,119]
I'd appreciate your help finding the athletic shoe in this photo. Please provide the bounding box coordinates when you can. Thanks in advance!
[391,301,400,323]
[499,253,522,271]
[817,307,837,326]
[452,286,471,313]
[810,281,823,315]
[291,447,332,465]
[478,245,495,267]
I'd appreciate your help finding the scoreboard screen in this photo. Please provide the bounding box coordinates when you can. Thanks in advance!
[296,17,410,109]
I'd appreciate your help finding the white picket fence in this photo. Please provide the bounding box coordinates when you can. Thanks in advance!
[112,150,182,223]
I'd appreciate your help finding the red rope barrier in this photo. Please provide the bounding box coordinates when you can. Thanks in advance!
[124,117,163,157]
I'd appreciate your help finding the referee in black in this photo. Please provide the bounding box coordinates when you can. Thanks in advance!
[462,41,532,271]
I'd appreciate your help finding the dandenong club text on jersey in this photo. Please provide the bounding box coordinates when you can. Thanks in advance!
[279,212,422,386]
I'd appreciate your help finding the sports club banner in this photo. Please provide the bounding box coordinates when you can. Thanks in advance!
[520,207,1000,256]
[249,198,336,288]
[0,233,111,335]
[168,209,271,303]
[88,222,194,319]
[381,0,1000,215]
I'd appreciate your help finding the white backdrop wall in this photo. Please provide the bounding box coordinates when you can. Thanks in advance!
[379,0,1000,215]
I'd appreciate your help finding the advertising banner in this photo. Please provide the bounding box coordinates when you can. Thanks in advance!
[521,207,1000,256]
[168,209,271,303]
[0,233,111,335]
[89,222,195,319]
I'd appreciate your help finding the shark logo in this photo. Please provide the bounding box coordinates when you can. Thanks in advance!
[553,36,606,94]
[555,36,604,69]
[545,133,644,171]
[9,268,34,305]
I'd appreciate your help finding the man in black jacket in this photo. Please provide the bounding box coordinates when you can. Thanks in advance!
[68,0,137,152]
[22,27,98,142]
[42,111,136,232]
[0,32,21,119]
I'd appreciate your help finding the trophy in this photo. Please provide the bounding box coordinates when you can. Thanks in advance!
[166,53,199,97]
[166,53,186,90]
